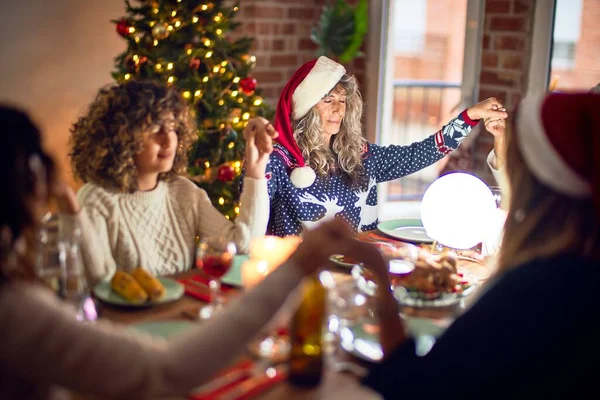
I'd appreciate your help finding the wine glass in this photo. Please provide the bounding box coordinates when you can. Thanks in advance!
[196,237,236,320]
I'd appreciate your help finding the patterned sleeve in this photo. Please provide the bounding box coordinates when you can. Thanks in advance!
[239,148,288,201]
[368,109,478,183]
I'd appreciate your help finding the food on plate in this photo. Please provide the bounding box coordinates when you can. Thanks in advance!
[391,251,470,296]
[341,255,360,264]
[110,271,148,304]
[131,267,165,300]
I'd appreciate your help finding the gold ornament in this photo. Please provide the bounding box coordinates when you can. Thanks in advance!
[151,22,169,40]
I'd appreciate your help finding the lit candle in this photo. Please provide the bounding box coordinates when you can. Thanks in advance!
[249,235,301,269]
[241,259,271,289]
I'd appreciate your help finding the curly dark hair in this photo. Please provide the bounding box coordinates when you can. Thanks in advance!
[69,80,197,192]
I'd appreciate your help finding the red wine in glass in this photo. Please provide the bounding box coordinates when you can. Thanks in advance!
[196,237,236,320]
[202,254,233,278]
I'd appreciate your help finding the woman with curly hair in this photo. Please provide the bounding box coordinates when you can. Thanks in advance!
[0,104,379,398]
[247,56,508,236]
[65,80,276,284]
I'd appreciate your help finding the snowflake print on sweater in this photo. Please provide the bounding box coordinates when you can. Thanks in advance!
[246,110,478,236]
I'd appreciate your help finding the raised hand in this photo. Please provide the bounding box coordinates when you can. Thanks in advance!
[466,97,507,122]
[289,219,353,275]
[243,117,278,179]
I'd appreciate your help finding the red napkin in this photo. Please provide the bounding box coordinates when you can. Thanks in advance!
[189,360,253,400]
[178,274,234,302]
[232,367,287,400]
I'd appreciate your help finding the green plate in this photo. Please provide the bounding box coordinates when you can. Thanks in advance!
[377,219,433,244]
[93,277,184,308]
[221,254,247,287]
[129,320,195,339]
[340,317,450,362]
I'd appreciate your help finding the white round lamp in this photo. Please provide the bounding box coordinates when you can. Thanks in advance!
[420,172,496,250]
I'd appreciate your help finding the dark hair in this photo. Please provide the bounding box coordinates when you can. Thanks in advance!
[0,106,54,276]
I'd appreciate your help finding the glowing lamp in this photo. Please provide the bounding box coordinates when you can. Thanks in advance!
[420,172,496,250]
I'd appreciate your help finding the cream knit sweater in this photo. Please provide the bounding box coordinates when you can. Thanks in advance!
[73,176,269,284]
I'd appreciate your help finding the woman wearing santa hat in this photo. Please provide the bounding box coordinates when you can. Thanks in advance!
[360,91,600,397]
[246,56,508,236]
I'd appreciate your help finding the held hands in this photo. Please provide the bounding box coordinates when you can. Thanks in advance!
[243,117,279,179]
[466,97,507,123]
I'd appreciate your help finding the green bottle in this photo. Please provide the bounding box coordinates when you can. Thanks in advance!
[288,273,327,387]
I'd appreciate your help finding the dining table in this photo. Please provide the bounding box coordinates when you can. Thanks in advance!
[95,228,493,400]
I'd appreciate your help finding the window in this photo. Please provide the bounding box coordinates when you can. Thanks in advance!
[549,0,599,91]
[393,0,427,54]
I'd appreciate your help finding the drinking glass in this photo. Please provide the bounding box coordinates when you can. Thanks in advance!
[196,237,236,320]
[59,218,98,322]
[35,213,62,295]
[488,185,502,209]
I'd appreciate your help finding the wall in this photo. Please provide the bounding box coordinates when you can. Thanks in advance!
[235,0,367,108]
[473,0,537,183]
[0,0,126,188]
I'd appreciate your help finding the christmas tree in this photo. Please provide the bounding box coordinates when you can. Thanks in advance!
[112,0,272,220]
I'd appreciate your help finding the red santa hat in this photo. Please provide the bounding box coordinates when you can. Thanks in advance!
[516,92,600,222]
[273,56,346,188]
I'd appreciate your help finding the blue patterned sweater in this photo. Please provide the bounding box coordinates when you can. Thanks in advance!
[245,110,477,236]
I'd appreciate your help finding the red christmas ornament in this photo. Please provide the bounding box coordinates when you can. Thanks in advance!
[116,19,131,37]
[189,57,201,70]
[239,77,257,94]
[217,165,235,182]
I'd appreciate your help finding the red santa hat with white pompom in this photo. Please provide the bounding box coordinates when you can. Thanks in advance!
[516,91,600,223]
[273,56,346,188]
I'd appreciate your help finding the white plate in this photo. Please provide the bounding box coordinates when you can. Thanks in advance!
[377,219,434,243]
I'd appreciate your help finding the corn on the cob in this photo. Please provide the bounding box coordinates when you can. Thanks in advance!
[110,271,148,304]
[131,267,165,300]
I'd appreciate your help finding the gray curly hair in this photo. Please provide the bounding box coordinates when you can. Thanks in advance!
[292,74,367,187]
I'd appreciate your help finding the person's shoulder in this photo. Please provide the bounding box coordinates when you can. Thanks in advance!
[77,183,118,213]
[494,254,598,298]
[166,175,209,200]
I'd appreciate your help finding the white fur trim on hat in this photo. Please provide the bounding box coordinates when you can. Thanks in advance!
[517,94,592,197]
[292,56,346,120]
[290,166,316,189]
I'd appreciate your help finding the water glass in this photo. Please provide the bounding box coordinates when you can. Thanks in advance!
[59,218,98,322]
[35,213,62,295]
